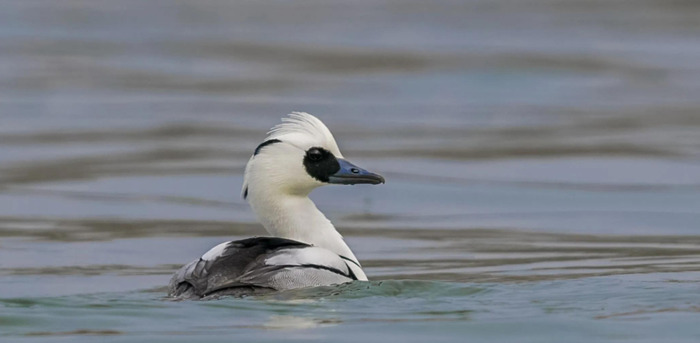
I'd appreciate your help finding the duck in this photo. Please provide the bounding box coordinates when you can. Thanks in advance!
[168,112,384,299]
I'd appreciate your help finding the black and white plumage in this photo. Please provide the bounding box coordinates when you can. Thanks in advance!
[169,237,359,299]
[168,113,384,300]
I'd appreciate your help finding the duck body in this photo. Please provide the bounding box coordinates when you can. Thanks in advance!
[169,237,359,299]
[168,113,383,300]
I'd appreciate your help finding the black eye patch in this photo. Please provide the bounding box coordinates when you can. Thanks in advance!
[303,147,340,182]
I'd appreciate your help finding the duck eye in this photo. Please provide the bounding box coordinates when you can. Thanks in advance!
[307,148,323,162]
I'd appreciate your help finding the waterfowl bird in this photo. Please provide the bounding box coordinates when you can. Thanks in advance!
[168,112,384,299]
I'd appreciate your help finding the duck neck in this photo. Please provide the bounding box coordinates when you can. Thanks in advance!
[248,190,364,271]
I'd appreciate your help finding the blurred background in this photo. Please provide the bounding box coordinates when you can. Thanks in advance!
[2,0,700,341]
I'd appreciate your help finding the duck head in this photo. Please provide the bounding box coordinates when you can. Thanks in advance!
[242,112,384,199]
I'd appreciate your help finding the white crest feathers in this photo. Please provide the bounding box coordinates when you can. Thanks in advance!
[265,112,343,157]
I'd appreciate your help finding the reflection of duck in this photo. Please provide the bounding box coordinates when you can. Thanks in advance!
[169,112,384,299]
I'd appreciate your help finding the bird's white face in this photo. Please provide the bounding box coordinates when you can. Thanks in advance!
[242,113,384,198]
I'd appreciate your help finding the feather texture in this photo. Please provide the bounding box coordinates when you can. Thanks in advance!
[168,237,357,299]
[266,112,343,157]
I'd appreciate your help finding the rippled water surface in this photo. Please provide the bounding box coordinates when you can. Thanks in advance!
[2,1,700,342]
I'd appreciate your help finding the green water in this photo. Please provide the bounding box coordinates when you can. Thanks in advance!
[4,278,700,342]
[2,0,700,341]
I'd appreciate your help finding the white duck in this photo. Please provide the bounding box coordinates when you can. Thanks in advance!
[169,112,384,299]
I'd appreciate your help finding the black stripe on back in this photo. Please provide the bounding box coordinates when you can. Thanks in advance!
[339,256,360,280]
[228,237,310,251]
[344,263,359,280]
[339,255,361,268]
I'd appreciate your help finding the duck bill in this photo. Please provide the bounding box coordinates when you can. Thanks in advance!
[328,159,385,185]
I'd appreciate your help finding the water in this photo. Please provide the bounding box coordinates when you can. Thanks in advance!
[2,0,700,341]
[3,278,700,343]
